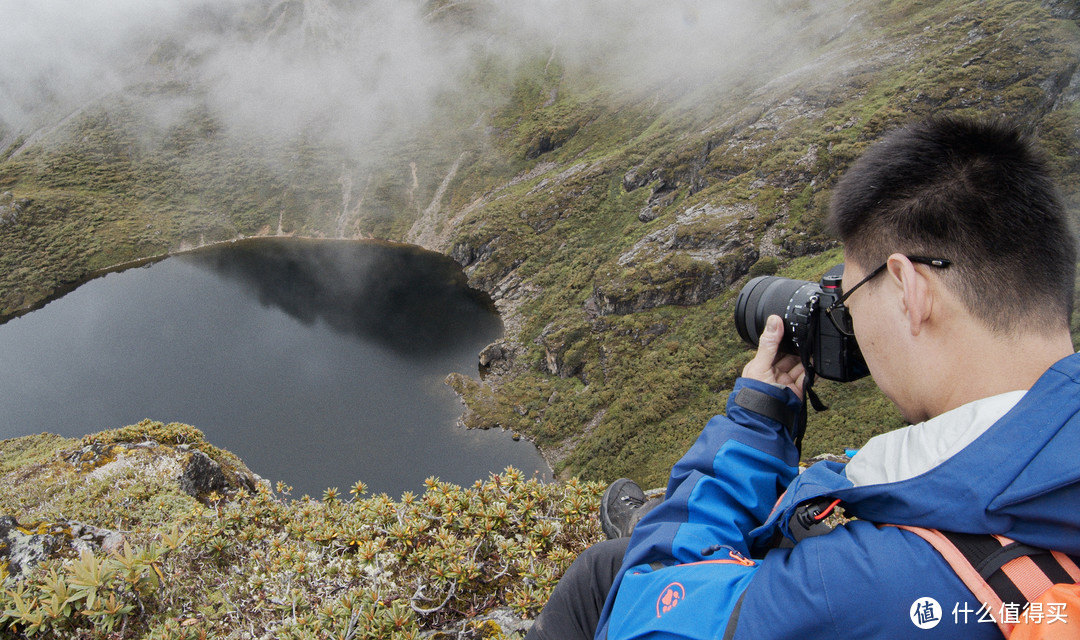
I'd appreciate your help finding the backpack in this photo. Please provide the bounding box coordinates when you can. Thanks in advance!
[897,525,1080,639]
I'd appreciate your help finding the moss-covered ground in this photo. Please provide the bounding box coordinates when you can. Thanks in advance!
[0,427,603,638]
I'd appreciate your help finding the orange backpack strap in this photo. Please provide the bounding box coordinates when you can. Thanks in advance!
[894,525,1006,630]
[1051,552,1080,582]
[1010,583,1080,640]
[890,525,1080,638]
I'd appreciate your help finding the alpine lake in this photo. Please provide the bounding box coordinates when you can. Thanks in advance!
[0,237,551,498]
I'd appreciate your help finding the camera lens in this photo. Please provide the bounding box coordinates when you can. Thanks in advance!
[734,276,819,355]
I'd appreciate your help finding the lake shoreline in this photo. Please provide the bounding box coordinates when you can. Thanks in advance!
[2,233,447,325]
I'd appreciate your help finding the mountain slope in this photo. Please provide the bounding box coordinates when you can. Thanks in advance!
[1,0,1078,488]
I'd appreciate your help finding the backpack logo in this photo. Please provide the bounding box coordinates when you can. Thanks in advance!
[657,582,685,618]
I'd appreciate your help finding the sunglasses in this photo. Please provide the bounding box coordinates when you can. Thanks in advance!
[824,256,952,337]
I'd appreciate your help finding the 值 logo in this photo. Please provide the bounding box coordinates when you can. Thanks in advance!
[657,582,686,618]
[910,597,942,629]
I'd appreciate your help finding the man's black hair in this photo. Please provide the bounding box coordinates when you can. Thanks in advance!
[828,115,1076,333]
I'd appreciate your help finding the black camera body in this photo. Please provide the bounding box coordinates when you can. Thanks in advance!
[734,264,869,383]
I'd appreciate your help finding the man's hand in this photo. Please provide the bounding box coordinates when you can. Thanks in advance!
[741,315,806,400]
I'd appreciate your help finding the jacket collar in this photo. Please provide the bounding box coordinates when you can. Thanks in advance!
[753,353,1080,554]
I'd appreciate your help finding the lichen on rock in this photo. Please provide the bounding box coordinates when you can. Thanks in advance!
[0,515,126,578]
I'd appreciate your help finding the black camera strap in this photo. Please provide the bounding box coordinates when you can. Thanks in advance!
[794,382,828,455]
[795,298,831,455]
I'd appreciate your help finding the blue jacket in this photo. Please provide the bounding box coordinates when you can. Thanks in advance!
[596,352,1080,639]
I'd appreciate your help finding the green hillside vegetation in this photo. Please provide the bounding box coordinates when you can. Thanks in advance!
[440,0,1080,485]
[1,0,1079,635]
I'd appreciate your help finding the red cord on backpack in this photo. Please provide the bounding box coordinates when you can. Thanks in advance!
[813,499,842,521]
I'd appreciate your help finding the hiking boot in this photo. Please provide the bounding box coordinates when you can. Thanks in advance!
[600,478,660,539]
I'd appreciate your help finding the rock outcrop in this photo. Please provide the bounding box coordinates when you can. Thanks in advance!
[587,203,762,316]
[0,516,124,577]
[0,421,262,578]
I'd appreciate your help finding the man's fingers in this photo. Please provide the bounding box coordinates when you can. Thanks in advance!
[742,316,805,399]
[777,357,807,390]
[742,315,784,380]
[754,315,783,361]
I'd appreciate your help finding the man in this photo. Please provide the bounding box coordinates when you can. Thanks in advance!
[527,116,1080,639]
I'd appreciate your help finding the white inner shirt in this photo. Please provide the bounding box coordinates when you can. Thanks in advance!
[844,390,1026,487]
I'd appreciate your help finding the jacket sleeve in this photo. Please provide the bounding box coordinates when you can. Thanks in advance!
[597,378,802,640]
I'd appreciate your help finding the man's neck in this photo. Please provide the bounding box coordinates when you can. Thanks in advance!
[929,324,1075,419]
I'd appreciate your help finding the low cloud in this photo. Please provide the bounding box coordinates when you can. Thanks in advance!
[1,0,852,160]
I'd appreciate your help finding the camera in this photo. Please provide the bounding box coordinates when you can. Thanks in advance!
[734,264,869,382]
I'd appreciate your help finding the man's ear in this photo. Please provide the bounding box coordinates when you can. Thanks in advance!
[886,253,933,336]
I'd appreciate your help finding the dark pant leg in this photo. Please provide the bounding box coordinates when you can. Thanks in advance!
[525,537,630,640]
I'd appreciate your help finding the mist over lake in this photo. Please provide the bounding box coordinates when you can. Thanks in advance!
[0,238,550,497]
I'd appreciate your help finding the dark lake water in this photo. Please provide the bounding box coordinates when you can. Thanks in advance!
[0,238,550,497]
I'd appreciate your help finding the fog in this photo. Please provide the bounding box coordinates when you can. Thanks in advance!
[0,0,853,159]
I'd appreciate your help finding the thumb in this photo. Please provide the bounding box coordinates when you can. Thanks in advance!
[744,315,784,376]
[757,315,784,355]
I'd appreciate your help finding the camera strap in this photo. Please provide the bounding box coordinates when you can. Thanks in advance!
[794,378,827,455]
[795,299,831,455]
